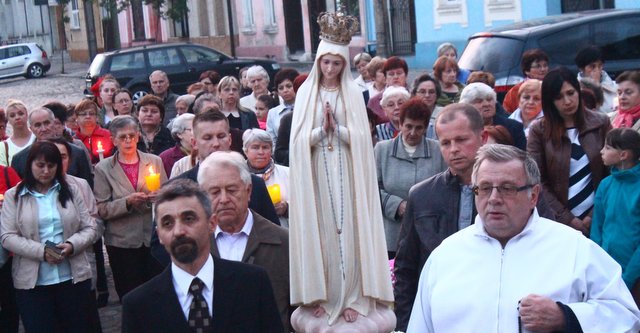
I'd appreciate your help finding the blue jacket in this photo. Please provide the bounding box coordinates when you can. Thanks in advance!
[592,163,640,288]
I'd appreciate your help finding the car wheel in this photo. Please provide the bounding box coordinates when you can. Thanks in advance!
[131,87,149,106]
[27,63,44,78]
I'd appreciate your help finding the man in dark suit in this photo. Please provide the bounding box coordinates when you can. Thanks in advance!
[122,179,283,333]
[199,151,290,333]
[11,106,93,187]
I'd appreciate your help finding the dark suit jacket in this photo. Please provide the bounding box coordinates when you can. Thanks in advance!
[12,142,94,188]
[210,210,289,333]
[273,112,292,167]
[151,166,280,264]
[122,256,284,333]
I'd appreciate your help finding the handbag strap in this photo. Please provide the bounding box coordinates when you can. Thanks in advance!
[3,141,8,166]
[3,166,10,190]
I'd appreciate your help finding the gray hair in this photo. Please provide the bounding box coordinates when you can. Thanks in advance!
[472,144,541,187]
[198,151,252,186]
[171,113,195,140]
[246,65,270,84]
[109,115,140,137]
[149,70,168,81]
[242,128,273,152]
[28,107,55,126]
[176,94,196,108]
[154,179,212,220]
[437,42,457,57]
[193,93,221,114]
[353,52,372,65]
[380,86,410,107]
[459,82,496,104]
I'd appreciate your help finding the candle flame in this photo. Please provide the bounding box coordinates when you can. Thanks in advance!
[148,166,155,175]
[97,141,103,150]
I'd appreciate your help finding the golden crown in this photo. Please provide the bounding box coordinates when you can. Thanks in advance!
[317,11,359,45]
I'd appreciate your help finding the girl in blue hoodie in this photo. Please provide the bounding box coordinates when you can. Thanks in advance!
[592,127,640,306]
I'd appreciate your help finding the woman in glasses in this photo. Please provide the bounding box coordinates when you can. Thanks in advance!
[74,99,114,164]
[93,115,167,302]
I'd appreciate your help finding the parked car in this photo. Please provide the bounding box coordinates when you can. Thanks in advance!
[0,43,51,79]
[85,42,281,104]
[459,9,640,100]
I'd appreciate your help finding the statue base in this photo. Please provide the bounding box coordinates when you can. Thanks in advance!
[291,304,396,333]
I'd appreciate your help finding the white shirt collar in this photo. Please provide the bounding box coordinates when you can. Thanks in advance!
[222,110,240,118]
[214,209,253,238]
[171,254,214,299]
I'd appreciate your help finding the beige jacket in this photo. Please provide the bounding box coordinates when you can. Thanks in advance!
[94,151,167,248]
[0,183,97,289]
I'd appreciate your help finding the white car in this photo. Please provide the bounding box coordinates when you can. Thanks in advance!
[0,43,51,79]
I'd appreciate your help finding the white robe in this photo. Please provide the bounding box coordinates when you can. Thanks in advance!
[408,209,640,333]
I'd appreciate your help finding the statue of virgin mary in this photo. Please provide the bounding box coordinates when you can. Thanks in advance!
[288,11,395,332]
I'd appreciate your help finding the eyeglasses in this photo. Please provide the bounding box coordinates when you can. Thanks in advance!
[472,184,533,197]
[77,112,97,117]
[116,133,137,142]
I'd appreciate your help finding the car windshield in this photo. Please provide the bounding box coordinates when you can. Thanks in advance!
[88,54,106,77]
[459,37,524,73]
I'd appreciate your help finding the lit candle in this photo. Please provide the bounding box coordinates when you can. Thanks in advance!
[96,140,105,161]
[267,184,281,204]
[144,166,161,192]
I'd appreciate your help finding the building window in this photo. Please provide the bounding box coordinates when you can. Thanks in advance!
[335,0,359,16]
[263,0,277,34]
[241,0,255,34]
[434,0,468,28]
[69,0,80,30]
[130,0,146,40]
[484,0,521,27]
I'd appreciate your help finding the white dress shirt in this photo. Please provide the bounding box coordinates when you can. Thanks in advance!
[171,254,214,319]
[214,210,254,261]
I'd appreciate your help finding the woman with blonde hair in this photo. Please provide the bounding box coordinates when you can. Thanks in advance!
[0,100,35,166]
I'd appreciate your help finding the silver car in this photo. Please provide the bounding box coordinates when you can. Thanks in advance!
[0,43,51,79]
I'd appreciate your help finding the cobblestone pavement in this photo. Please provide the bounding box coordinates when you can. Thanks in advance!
[0,52,89,110]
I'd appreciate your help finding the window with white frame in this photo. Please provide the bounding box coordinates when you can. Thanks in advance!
[484,0,521,27]
[241,0,255,34]
[434,0,467,28]
[69,0,80,29]
[263,0,277,33]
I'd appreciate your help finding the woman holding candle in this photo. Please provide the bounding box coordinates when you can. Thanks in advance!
[0,100,36,166]
[243,128,290,227]
[0,141,97,332]
[74,98,114,164]
[94,115,167,301]
[136,95,174,155]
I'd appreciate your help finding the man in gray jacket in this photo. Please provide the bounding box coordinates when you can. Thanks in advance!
[394,103,484,331]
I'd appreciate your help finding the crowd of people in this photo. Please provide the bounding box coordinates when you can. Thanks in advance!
[0,21,639,332]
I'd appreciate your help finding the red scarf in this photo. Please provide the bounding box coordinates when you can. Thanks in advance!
[613,104,640,128]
